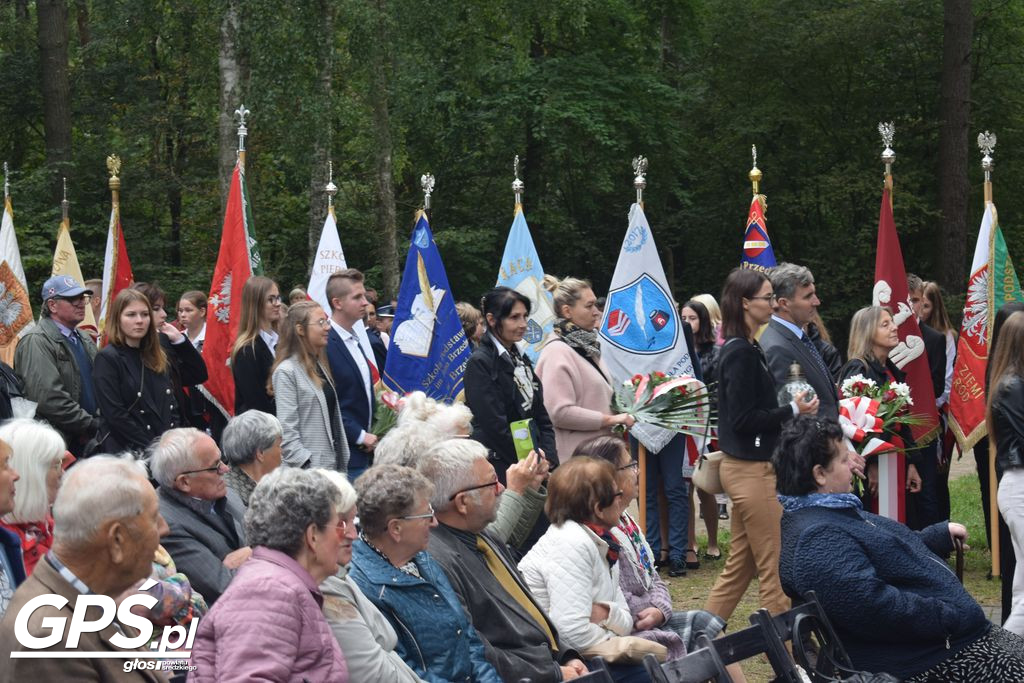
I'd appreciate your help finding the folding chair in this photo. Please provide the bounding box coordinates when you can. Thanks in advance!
[642,632,733,683]
[518,656,614,683]
[705,617,803,683]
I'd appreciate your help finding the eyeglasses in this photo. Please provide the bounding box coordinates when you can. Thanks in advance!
[57,294,91,304]
[308,317,330,329]
[266,295,282,304]
[448,478,501,501]
[746,294,776,302]
[398,504,435,521]
[616,460,640,473]
[178,460,228,477]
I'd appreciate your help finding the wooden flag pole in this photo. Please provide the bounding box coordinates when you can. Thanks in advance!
[637,442,647,532]
[980,131,999,576]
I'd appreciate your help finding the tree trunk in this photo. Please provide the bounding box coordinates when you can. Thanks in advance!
[938,0,973,291]
[73,0,90,47]
[36,0,73,202]
[218,0,243,212]
[369,0,398,298]
[308,0,334,268]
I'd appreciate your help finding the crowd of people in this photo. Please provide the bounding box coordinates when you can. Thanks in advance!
[0,261,1020,681]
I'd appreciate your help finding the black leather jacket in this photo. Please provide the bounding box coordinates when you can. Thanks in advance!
[991,375,1024,476]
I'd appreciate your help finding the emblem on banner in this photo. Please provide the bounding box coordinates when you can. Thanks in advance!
[600,274,677,354]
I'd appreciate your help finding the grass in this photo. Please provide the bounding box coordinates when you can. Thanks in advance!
[662,470,998,682]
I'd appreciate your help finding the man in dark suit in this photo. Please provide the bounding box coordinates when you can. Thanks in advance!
[151,428,250,604]
[422,438,589,682]
[1,457,168,681]
[907,274,948,528]
[759,263,839,419]
[325,269,378,482]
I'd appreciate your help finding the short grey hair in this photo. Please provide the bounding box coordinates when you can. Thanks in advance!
[245,467,341,557]
[222,411,282,466]
[148,428,207,489]
[355,464,433,538]
[53,456,152,547]
[374,422,446,468]
[420,439,488,511]
[316,469,357,515]
[1,419,66,524]
[769,262,815,302]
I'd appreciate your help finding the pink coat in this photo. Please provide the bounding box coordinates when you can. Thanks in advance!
[189,547,348,682]
[535,339,615,461]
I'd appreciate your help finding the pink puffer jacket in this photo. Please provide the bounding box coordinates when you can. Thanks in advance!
[189,547,348,682]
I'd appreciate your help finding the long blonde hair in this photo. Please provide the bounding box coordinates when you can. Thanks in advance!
[986,311,1024,446]
[232,276,278,362]
[922,281,955,336]
[267,300,328,395]
[847,306,892,364]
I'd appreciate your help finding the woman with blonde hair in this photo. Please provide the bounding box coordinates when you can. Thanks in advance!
[93,288,206,454]
[536,275,633,460]
[455,302,485,349]
[0,419,65,574]
[270,300,349,472]
[232,275,282,416]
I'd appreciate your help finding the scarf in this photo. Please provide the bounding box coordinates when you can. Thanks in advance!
[554,319,602,362]
[581,521,620,568]
[777,492,863,514]
[616,512,654,582]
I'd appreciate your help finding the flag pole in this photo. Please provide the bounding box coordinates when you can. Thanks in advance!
[61,177,69,223]
[512,155,524,213]
[420,173,435,222]
[879,121,895,196]
[103,155,122,340]
[234,104,250,170]
[107,155,121,208]
[3,162,8,201]
[980,130,1000,577]
[749,145,767,214]
[325,160,337,219]
[632,155,649,532]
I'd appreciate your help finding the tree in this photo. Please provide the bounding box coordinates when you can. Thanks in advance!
[36,0,72,201]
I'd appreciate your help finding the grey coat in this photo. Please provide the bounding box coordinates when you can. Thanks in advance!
[14,316,98,442]
[272,357,350,471]
[158,486,247,605]
[759,318,839,419]
[428,524,579,683]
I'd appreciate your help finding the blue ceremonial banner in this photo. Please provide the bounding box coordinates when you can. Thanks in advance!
[383,211,472,401]
[740,195,776,272]
[496,206,555,361]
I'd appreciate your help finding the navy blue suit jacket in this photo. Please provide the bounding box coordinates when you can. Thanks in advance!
[327,327,375,470]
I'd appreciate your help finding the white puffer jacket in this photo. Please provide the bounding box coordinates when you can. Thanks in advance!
[517,520,634,650]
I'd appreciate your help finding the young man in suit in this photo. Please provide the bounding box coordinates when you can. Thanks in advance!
[759,263,840,420]
[326,269,378,482]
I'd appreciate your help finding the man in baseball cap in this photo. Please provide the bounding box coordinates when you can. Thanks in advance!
[14,276,99,458]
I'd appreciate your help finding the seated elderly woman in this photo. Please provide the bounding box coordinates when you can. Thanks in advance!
[775,415,1024,682]
[518,457,661,682]
[573,436,725,654]
[190,467,349,682]
[348,464,501,682]
[220,409,283,506]
[0,419,65,574]
[317,469,423,682]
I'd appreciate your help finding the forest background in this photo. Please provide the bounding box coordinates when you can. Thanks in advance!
[0,0,1014,348]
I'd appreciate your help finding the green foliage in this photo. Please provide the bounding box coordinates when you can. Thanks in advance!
[1,0,1023,336]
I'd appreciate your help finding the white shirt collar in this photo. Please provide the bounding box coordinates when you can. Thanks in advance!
[771,315,805,340]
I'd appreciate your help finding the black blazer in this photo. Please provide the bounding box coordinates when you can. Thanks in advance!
[465,334,557,475]
[93,340,207,453]
[232,336,276,415]
[839,356,919,465]
[919,322,947,400]
[716,337,792,461]
[326,327,375,470]
[759,318,839,420]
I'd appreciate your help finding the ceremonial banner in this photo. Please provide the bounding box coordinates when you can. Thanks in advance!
[740,194,776,272]
[872,185,940,522]
[0,193,32,364]
[52,216,98,340]
[202,160,255,417]
[599,203,695,453]
[949,201,1022,450]
[496,206,555,361]
[99,195,134,341]
[383,211,471,401]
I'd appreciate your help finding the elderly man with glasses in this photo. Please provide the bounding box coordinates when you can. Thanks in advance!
[422,438,589,682]
[151,428,250,605]
[15,276,100,458]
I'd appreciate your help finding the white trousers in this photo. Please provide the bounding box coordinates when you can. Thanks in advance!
[998,468,1024,636]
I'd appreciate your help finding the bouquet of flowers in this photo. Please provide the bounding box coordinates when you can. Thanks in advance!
[611,371,715,436]
[838,374,923,456]
[371,387,405,438]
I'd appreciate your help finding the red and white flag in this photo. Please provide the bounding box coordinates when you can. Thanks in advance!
[99,194,134,343]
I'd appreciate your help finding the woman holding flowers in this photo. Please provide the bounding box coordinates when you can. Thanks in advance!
[839,306,921,500]
[987,311,1024,636]
[704,268,818,623]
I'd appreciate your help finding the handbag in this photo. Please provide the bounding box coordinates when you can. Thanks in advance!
[581,635,668,664]
[692,450,726,494]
